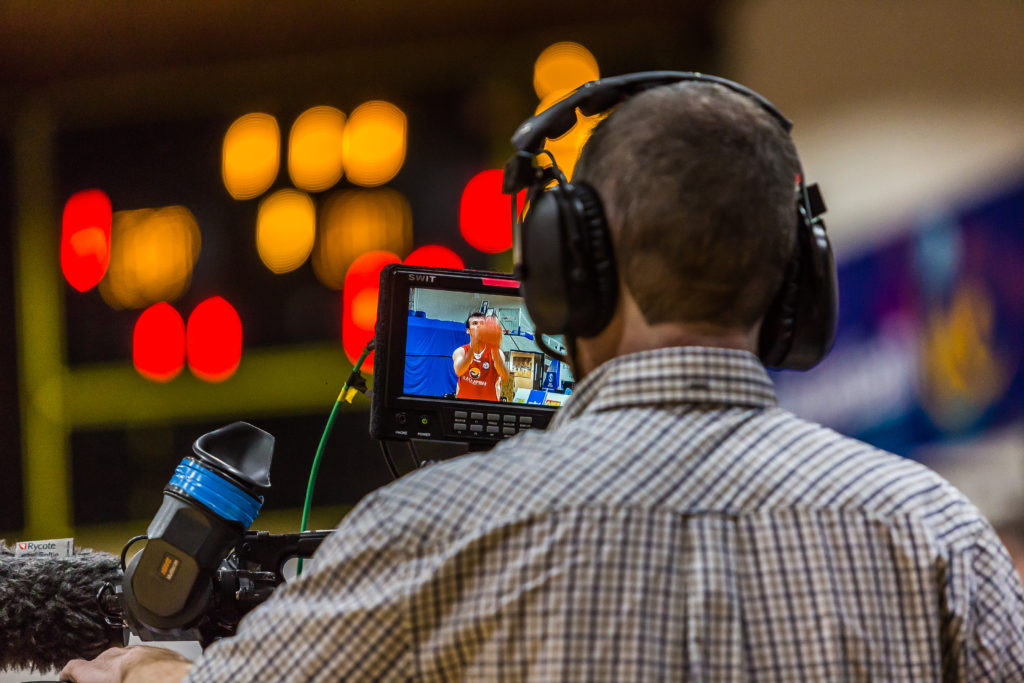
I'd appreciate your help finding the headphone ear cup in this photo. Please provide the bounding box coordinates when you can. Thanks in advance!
[517,189,573,335]
[517,182,619,339]
[758,199,838,370]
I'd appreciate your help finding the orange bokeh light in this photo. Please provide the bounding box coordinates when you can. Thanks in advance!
[99,205,201,310]
[256,189,316,274]
[133,303,185,382]
[533,42,599,101]
[288,106,346,192]
[342,101,407,187]
[222,113,280,200]
[341,250,401,366]
[351,288,380,331]
[61,189,112,292]
[313,188,412,290]
[459,169,524,254]
[186,296,243,382]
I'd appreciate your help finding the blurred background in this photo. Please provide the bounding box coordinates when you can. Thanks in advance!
[1,0,1023,555]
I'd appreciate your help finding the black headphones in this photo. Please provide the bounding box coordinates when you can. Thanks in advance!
[502,71,838,370]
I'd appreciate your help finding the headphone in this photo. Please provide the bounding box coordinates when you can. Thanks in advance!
[502,71,838,370]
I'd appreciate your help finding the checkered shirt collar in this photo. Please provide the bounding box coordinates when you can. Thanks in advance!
[551,346,777,427]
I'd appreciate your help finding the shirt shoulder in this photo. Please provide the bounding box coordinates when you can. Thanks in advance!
[366,396,991,558]
[751,409,987,535]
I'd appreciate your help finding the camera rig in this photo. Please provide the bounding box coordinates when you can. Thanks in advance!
[96,265,569,646]
[98,529,330,647]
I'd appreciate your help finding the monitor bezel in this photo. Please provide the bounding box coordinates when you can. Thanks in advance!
[370,264,561,448]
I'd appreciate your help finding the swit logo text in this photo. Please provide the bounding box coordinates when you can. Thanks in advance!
[408,274,437,283]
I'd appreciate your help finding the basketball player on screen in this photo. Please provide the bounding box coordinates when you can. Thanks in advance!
[453,312,510,401]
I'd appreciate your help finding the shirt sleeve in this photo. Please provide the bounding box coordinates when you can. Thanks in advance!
[182,491,417,682]
[941,522,1024,681]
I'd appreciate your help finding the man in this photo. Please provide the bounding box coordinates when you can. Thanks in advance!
[452,312,510,401]
[63,80,1024,681]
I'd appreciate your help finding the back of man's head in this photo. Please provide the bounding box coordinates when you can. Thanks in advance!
[573,81,800,331]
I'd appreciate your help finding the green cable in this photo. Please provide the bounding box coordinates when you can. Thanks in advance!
[296,341,373,576]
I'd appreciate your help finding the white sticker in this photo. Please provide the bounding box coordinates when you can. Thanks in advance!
[14,537,75,558]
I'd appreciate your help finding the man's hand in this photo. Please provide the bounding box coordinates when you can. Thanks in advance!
[60,645,192,683]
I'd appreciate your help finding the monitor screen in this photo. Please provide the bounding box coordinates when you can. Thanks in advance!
[402,285,574,406]
[370,265,570,454]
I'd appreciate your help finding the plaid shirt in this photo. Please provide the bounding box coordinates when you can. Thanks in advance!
[187,347,1024,681]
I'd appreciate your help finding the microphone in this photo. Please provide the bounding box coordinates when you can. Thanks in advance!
[0,542,124,672]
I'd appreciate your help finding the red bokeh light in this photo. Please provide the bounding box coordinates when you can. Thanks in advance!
[132,303,185,382]
[61,189,112,292]
[342,250,401,367]
[187,296,243,382]
[404,245,465,270]
[458,169,524,254]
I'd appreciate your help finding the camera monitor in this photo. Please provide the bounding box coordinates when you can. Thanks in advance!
[370,265,573,466]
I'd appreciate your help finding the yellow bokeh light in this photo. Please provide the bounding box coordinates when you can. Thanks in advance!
[288,106,346,192]
[222,113,280,200]
[99,206,201,310]
[534,93,604,180]
[533,42,599,101]
[342,101,407,187]
[313,188,412,290]
[256,189,317,274]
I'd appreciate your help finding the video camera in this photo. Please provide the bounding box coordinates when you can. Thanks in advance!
[97,422,330,647]
[102,265,571,646]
